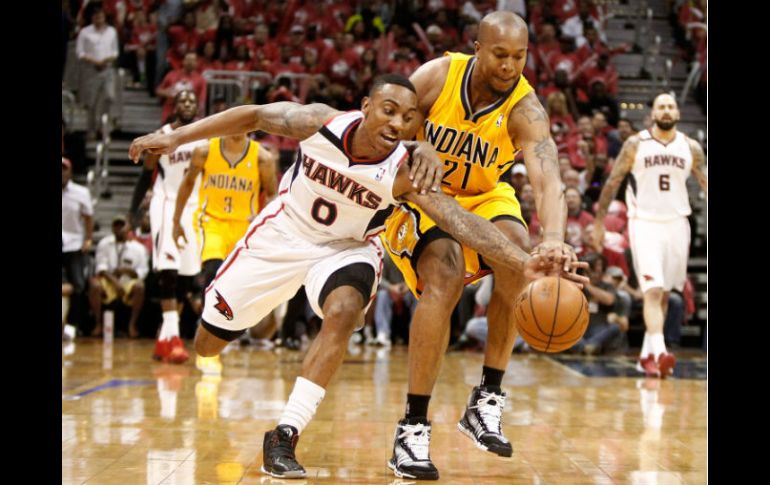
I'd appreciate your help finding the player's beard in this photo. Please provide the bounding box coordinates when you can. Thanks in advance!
[654,118,677,131]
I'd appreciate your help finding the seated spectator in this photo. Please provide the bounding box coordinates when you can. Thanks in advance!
[245,22,279,67]
[156,52,206,123]
[546,91,576,155]
[581,224,629,274]
[370,257,417,348]
[581,78,619,127]
[539,69,583,120]
[571,257,630,355]
[577,52,618,97]
[533,21,562,85]
[123,9,157,91]
[224,42,254,71]
[197,40,223,74]
[166,10,200,71]
[319,31,360,87]
[531,187,593,255]
[566,115,608,170]
[509,163,528,193]
[89,216,149,338]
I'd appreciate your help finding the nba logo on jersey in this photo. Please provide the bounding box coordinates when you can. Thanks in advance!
[496,114,504,128]
[375,166,387,181]
[397,223,407,242]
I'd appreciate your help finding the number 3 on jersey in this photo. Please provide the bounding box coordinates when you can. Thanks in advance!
[441,159,472,190]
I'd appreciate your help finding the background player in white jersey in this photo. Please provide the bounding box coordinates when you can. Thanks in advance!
[129,75,588,479]
[593,93,707,378]
[129,90,204,364]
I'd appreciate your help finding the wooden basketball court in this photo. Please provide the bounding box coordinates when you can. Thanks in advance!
[62,340,706,484]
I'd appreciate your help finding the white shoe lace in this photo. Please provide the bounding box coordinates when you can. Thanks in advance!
[398,423,431,460]
[469,391,505,434]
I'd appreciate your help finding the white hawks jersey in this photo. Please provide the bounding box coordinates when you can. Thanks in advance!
[279,111,408,243]
[626,129,693,221]
[151,123,203,207]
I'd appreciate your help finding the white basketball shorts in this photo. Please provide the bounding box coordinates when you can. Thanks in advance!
[628,217,691,293]
[150,195,201,275]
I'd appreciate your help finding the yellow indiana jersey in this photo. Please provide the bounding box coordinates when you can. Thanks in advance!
[419,52,534,196]
[196,137,261,222]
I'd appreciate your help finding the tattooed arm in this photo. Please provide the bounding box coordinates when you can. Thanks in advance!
[509,92,575,268]
[392,162,589,284]
[688,137,708,197]
[129,103,342,162]
[592,134,639,251]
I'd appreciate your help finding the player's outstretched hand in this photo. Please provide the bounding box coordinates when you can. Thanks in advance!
[129,132,180,163]
[408,141,443,195]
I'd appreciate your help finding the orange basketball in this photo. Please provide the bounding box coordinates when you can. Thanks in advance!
[513,276,589,353]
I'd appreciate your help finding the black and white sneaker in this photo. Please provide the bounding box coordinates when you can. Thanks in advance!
[387,418,440,480]
[457,385,513,457]
[261,424,307,479]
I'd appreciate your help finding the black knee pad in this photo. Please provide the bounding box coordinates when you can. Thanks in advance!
[176,275,193,301]
[202,259,224,288]
[158,270,178,299]
[318,263,375,310]
[200,319,245,342]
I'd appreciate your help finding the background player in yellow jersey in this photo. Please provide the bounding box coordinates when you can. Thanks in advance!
[172,132,278,372]
[383,11,577,479]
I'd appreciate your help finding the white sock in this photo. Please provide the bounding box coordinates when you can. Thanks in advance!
[640,333,651,358]
[278,377,326,435]
[649,333,667,358]
[160,311,180,341]
[62,296,70,325]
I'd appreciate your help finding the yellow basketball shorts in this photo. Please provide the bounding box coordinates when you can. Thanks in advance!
[196,216,251,263]
[100,276,139,305]
[380,182,526,297]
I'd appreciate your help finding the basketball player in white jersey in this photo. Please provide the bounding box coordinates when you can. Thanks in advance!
[129,90,204,364]
[593,93,707,378]
[129,75,588,479]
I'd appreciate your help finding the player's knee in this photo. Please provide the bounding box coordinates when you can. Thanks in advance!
[323,295,364,335]
[421,258,464,303]
[645,287,664,303]
[158,270,178,299]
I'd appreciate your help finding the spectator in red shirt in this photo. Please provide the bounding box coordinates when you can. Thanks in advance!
[267,44,305,78]
[224,42,255,72]
[284,25,315,65]
[387,45,421,78]
[197,40,223,74]
[567,115,608,170]
[231,0,277,35]
[245,22,279,66]
[166,10,200,71]
[576,52,618,96]
[531,187,594,255]
[319,31,360,87]
[123,9,157,91]
[533,21,562,85]
[156,52,207,123]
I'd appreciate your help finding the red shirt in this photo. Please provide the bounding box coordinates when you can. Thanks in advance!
[167,26,200,68]
[267,60,305,78]
[566,132,608,170]
[319,46,360,84]
[578,64,619,96]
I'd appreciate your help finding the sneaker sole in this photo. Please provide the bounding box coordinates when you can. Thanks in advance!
[387,459,439,480]
[457,419,513,457]
[658,355,676,378]
[260,465,306,479]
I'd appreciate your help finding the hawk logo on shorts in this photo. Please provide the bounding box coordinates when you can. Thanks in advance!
[164,252,176,261]
[214,290,234,321]
[642,275,654,282]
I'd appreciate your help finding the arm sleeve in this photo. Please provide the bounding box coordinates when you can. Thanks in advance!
[129,167,154,218]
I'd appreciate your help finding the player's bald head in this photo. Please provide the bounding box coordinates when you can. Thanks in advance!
[478,11,528,45]
[652,93,678,110]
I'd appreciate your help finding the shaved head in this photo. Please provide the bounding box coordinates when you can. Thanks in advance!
[473,12,530,97]
[478,11,528,44]
[651,92,680,131]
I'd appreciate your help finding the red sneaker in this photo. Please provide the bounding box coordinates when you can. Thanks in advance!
[153,339,170,361]
[657,352,676,379]
[636,353,661,378]
[166,336,190,364]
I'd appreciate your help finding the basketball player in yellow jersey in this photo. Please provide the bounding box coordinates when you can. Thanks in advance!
[384,12,577,478]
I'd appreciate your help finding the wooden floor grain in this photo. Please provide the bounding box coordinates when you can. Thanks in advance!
[62,340,707,484]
